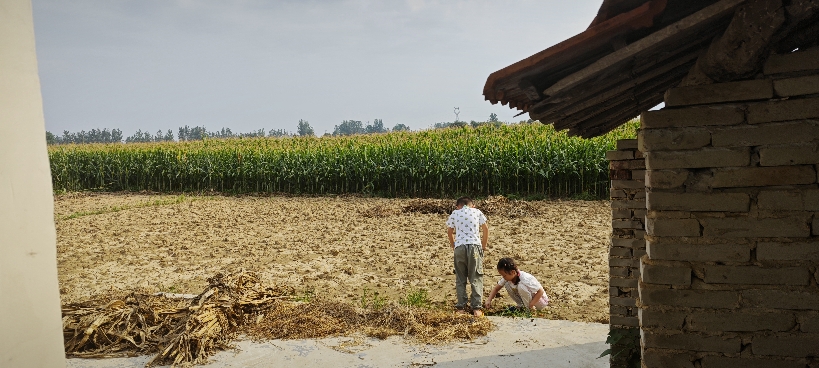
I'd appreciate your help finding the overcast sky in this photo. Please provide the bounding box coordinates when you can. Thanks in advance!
[33,0,600,137]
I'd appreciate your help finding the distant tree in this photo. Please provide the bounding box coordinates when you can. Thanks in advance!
[297,119,315,137]
[234,128,267,138]
[178,125,208,141]
[365,119,388,134]
[488,113,499,122]
[208,127,234,139]
[125,129,154,143]
[392,123,410,132]
[46,128,124,144]
[267,128,289,137]
[333,120,365,136]
[112,129,124,142]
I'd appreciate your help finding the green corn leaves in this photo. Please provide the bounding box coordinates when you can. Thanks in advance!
[48,121,638,198]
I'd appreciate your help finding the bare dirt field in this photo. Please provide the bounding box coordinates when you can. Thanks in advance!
[54,193,612,323]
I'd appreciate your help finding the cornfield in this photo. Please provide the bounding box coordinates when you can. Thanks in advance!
[49,122,637,198]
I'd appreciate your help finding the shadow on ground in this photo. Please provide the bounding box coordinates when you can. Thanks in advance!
[66,318,609,368]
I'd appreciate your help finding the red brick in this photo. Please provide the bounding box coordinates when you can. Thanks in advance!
[703,265,810,285]
[688,311,795,332]
[616,139,638,150]
[613,219,643,229]
[798,313,819,333]
[610,247,632,257]
[612,237,645,248]
[640,288,739,309]
[641,349,695,368]
[712,120,819,147]
[742,289,819,310]
[610,267,630,277]
[606,150,634,160]
[642,330,741,353]
[758,190,806,210]
[641,264,691,286]
[647,239,750,262]
[752,335,819,357]
[646,148,749,170]
[610,277,638,288]
[610,316,639,327]
[641,105,744,129]
[774,74,819,97]
[757,241,819,261]
[665,79,773,107]
[760,143,819,166]
[646,169,689,189]
[764,47,819,74]
[639,128,711,151]
[610,169,632,180]
[700,215,811,238]
[646,218,701,237]
[610,159,646,170]
[701,356,804,368]
[611,179,645,189]
[612,199,646,209]
[648,192,749,212]
[747,97,819,124]
[710,166,816,188]
[610,296,637,307]
[639,308,686,330]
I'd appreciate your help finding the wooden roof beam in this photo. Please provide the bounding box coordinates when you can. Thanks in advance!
[552,70,681,133]
[536,58,695,127]
[528,39,706,120]
[483,0,668,102]
[542,0,745,99]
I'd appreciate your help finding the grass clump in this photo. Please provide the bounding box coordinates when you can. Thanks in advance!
[400,288,431,308]
[359,287,387,310]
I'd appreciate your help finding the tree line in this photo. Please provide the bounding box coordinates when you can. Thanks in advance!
[45,114,511,145]
[46,126,296,145]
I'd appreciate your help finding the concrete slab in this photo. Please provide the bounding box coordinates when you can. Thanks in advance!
[66,318,609,368]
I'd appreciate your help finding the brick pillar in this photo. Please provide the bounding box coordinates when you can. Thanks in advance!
[639,47,819,367]
[608,139,647,367]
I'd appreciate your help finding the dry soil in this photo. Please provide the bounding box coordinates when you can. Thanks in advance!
[54,193,611,323]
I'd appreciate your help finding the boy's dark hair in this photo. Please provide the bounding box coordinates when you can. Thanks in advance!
[455,197,473,207]
[497,257,521,285]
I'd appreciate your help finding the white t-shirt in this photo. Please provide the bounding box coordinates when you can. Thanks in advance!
[497,271,548,304]
[446,206,487,247]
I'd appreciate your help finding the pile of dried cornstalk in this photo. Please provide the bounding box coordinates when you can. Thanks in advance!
[62,271,491,367]
[399,196,538,217]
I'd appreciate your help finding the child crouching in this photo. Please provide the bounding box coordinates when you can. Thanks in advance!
[484,257,549,311]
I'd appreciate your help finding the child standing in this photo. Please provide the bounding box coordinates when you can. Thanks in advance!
[446,197,489,317]
[485,257,549,311]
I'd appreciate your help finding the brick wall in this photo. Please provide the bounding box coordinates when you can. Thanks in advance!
[638,47,819,367]
[608,139,647,367]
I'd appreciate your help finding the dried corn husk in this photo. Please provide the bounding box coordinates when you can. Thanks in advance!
[63,270,491,367]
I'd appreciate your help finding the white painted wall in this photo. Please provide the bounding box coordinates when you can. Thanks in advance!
[0,0,66,366]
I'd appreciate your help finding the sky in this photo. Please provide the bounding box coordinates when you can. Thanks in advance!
[33,0,601,137]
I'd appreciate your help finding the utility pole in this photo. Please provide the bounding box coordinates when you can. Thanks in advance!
[454,107,460,122]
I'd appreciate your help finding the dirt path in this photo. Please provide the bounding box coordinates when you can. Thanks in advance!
[55,194,611,323]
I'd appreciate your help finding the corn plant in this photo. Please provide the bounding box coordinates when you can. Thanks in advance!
[49,121,638,198]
